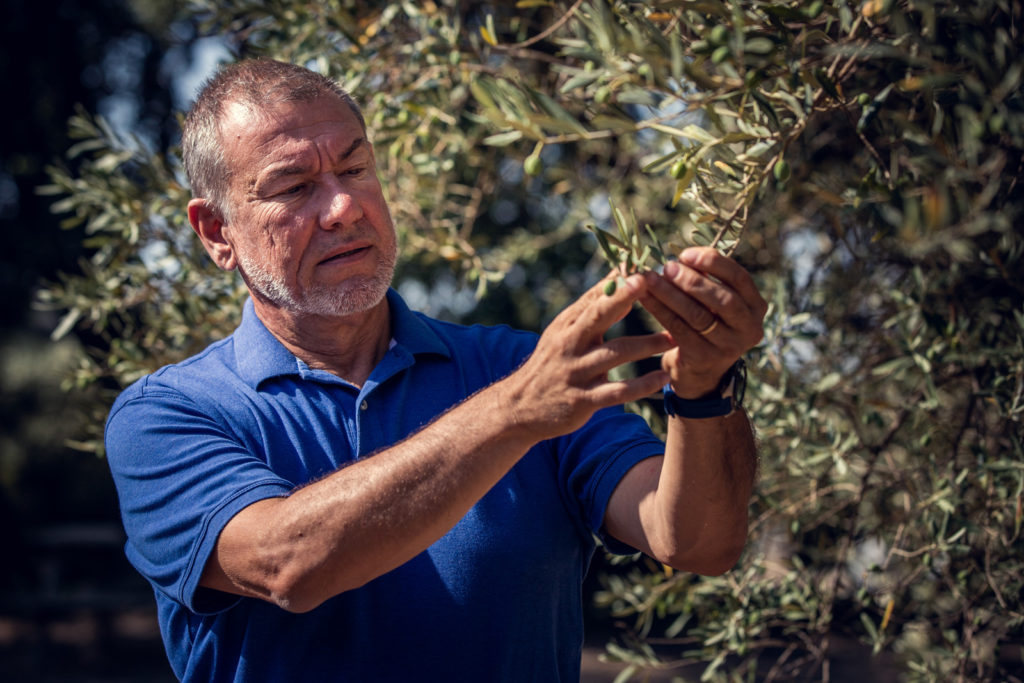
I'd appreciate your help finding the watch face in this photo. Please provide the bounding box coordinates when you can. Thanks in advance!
[734,359,747,406]
[719,359,747,405]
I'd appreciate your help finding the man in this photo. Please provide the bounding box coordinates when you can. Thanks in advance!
[105,59,767,682]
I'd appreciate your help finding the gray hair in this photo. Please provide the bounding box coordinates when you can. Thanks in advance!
[181,59,366,219]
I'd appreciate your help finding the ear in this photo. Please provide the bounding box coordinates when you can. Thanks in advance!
[188,198,237,271]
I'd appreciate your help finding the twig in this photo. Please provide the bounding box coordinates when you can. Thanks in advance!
[984,545,1008,610]
[494,0,585,50]
[764,642,800,683]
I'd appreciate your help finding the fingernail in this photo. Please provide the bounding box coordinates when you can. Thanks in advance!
[663,261,679,278]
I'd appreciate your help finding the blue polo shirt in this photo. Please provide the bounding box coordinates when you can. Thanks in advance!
[105,290,664,682]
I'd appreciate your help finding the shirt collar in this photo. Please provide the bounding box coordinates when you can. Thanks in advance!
[232,289,451,389]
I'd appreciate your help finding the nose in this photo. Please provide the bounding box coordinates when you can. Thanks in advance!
[318,175,364,230]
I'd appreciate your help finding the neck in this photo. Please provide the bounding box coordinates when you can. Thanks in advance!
[253,296,392,388]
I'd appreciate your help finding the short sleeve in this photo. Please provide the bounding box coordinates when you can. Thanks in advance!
[551,405,664,555]
[105,383,293,615]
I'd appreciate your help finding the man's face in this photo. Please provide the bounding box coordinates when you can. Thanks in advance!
[217,96,396,319]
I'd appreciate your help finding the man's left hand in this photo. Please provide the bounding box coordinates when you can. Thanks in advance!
[640,247,767,399]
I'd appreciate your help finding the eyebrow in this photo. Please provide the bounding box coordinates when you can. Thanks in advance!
[260,137,368,185]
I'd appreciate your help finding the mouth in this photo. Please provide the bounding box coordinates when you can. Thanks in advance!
[319,245,371,265]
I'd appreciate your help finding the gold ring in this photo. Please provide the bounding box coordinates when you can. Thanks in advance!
[698,318,719,336]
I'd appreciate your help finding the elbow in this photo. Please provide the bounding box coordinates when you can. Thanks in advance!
[263,570,323,614]
[241,546,324,612]
[267,564,374,614]
[655,524,749,576]
[267,574,333,614]
[211,498,376,613]
[271,590,321,614]
[659,542,745,577]
[678,540,746,576]
[226,544,327,613]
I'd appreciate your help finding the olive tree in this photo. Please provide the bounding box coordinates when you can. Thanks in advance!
[41,0,1023,680]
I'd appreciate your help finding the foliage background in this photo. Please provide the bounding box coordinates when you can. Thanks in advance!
[15,0,1024,681]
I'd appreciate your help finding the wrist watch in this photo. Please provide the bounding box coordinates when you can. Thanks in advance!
[663,359,747,419]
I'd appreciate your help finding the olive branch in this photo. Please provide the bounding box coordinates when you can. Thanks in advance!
[586,201,678,294]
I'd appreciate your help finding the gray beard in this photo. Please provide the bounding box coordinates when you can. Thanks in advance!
[237,249,396,318]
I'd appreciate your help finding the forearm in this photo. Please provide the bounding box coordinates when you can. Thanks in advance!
[654,410,757,572]
[203,379,539,612]
[606,409,757,575]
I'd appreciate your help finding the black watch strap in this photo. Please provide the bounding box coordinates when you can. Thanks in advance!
[663,388,733,418]
[663,359,746,419]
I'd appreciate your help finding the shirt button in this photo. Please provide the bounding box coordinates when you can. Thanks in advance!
[360,400,369,411]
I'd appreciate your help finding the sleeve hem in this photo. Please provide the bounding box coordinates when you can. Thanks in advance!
[586,442,664,556]
[179,479,293,615]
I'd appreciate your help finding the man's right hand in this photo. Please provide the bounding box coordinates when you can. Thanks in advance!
[498,273,673,440]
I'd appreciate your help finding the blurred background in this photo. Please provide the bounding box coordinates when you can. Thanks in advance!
[1,1,204,678]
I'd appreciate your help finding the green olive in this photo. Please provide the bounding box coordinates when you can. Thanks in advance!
[773,159,791,182]
[670,159,689,179]
[710,25,729,45]
[603,280,617,296]
[711,45,731,64]
[524,154,542,176]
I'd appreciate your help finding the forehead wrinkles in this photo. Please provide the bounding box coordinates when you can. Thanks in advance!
[222,107,366,192]
[257,127,359,168]
[246,136,366,197]
[222,130,346,201]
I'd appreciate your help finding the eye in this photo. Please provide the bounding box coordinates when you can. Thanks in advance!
[281,183,307,196]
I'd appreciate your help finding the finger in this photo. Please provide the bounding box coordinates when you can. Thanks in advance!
[644,291,741,363]
[582,331,675,378]
[680,247,767,317]
[661,261,743,320]
[588,369,670,408]
[650,261,764,349]
[562,273,647,350]
[640,270,724,342]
